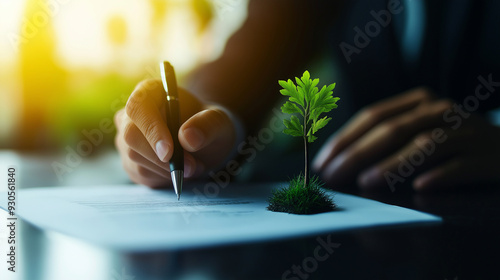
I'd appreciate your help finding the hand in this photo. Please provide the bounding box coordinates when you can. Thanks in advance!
[312,87,500,191]
[114,79,236,188]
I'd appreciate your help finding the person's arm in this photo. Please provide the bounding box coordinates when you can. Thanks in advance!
[114,0,343,188]
[188,0,342,135]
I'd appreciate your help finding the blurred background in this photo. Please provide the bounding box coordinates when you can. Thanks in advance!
[0,0,248,151]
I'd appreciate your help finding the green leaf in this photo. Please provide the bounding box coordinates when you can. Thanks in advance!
[281,101,303,116]
[312,116,331,134]
[299,71,314,104]
[284,128,303,137]
[290,115,303,130]
[278,79,288,89]
[296,85,307,104]
[310,83,339,121]
[307,134,318,143]
[295,76,305,88]
[301,70,310,84]
[311,85,327,108]
[283,115,304,137]
[329,83,336,91]
[279,79,304,107]
[307,126,317,143]
[308,86,318,107]
[314,84,335,106]
[311,78,319,89]
[279,70,339,144]
[293,79,306,105]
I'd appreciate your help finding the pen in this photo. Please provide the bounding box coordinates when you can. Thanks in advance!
[160,61,184,200]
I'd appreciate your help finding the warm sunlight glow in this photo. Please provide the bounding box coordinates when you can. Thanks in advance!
[53,0,153,75]
[0,0,248,149]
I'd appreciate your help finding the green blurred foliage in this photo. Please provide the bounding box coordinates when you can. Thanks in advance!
[14,0,221,151]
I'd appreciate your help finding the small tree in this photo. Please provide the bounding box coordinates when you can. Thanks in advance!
[279,71,339,188]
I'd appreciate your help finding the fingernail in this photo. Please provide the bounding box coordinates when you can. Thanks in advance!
[183,128,205,150]
[359,168,379,189]
[155,140,169,162]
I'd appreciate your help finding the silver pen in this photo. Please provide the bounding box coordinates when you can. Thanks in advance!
[160,61,184,200]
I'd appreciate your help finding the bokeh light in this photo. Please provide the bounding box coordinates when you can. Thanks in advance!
[0,0,247,151]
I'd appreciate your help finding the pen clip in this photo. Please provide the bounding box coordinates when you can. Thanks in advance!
[160,61,179,99]
[160,61,169,95]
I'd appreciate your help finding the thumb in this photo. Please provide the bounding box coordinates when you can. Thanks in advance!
[180,108,235,152]
[179,107,236,169]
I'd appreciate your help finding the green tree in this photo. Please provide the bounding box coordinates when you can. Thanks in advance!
[279,71,339,188]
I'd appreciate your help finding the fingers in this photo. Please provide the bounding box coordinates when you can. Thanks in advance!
[122,122,199,178]
[318,99,452,185]
[179,107,236,168]
[116,107,169,172]
[411,119,500,191]
[355,121,500,192]
[115,80,234,187]
[180,108,234,151]
[122,153,171,188]
[115,107,169,187]
[313,87,434,171]
[357,129,459,190]
[414,156,500,191]
[126,147,198,179]
[412,158,469,191]
[125,79,173,162]
[115,109,200,188]
[311,85,500,192]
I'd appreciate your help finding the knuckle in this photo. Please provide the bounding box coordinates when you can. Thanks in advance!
[436,99,455,111]
[414,132,433,144]
[361,106,383,123]
[414,87,435,101]
[134,80,161,103]
[380,121,403,135]
[138,79,161,91]
[122,121,138,147]
[126,80,161,117]
[126,148,141,162]
[136,166,151,178]
[208,108,230,127]
[113,108,125,127]
[125,95,139,118]
[125,110,163,145]
[142,120,161,142]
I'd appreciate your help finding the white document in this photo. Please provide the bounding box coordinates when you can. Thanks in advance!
[0,183,440,251]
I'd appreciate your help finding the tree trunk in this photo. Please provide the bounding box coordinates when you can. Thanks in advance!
[303,104,309,189]
[304,135,309,188]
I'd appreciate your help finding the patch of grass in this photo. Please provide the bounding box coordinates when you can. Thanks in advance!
[267,175,336,214]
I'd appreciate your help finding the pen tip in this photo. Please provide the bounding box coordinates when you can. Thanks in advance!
[171,170,183,201]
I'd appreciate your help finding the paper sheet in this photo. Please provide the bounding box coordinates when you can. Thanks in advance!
[0,183,441,251]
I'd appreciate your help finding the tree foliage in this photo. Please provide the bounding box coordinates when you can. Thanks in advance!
[279,71,339,143]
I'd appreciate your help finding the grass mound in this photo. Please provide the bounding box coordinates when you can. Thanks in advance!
[267,175,336,214]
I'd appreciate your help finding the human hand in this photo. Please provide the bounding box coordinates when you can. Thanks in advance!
[114,79,236,188]
[312,87,500,191]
